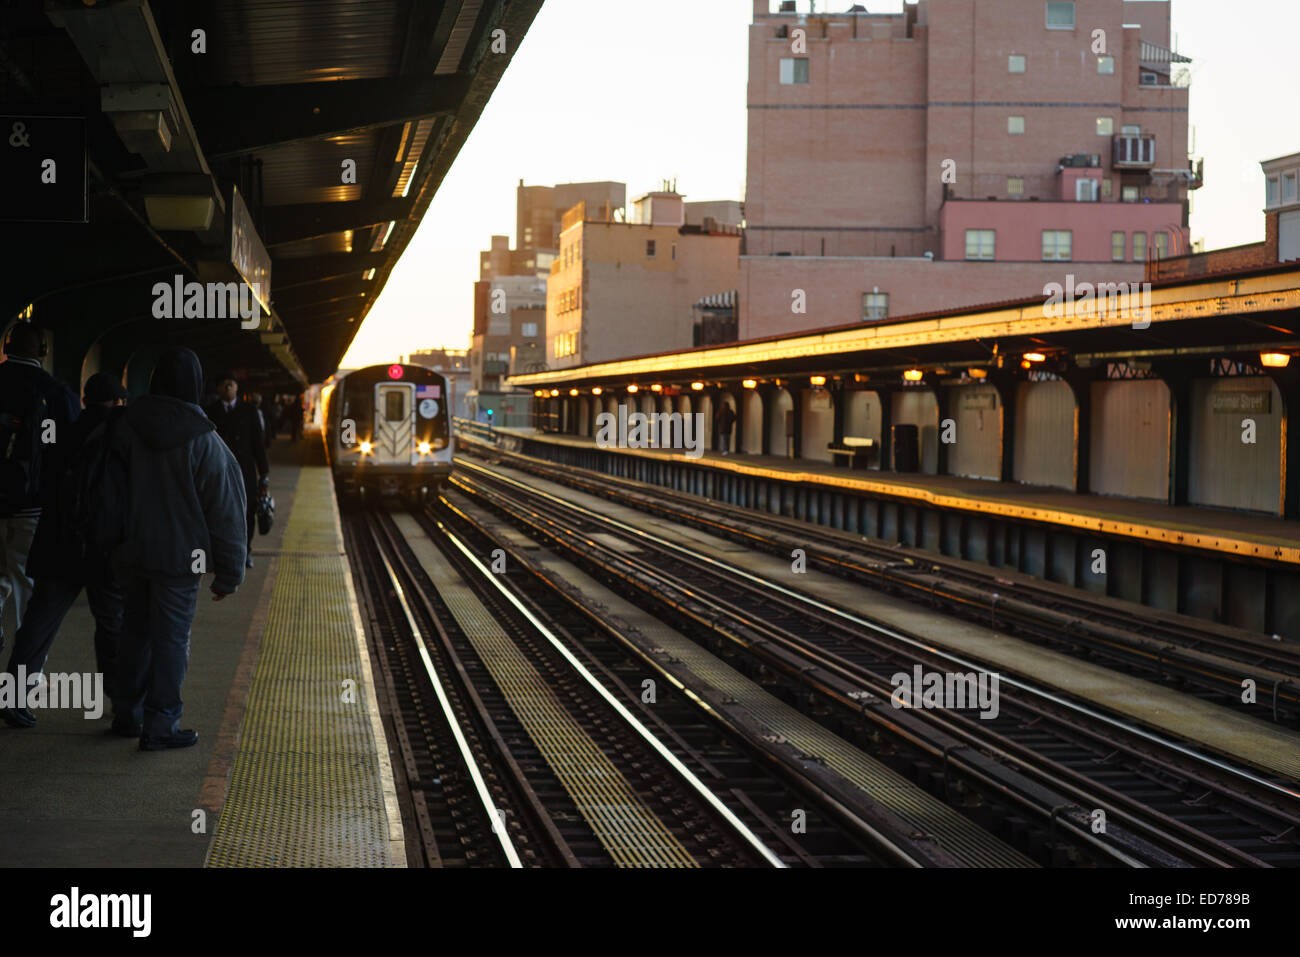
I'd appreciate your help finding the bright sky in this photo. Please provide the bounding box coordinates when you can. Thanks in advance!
[340,0,1300,372]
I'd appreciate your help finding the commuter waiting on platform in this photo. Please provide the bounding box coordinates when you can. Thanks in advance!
[205,375,268,568]
[715,401,737,456]
[0,323,79,662]
[285,392,304,442]
[110,348,247,751]
[2,373,128,730]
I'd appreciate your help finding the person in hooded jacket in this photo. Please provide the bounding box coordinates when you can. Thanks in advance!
[110,348,247,751]
[1,373,129,730]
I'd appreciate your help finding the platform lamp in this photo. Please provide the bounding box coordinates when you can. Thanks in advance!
[1260,353,1291,368]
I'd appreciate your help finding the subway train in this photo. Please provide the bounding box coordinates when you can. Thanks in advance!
[321,363,454,500]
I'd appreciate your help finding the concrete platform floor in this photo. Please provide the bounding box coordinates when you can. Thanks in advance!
[0,437,399,868]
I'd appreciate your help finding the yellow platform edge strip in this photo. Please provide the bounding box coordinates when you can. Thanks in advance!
[328,471,408,867]
[205,465,406,868]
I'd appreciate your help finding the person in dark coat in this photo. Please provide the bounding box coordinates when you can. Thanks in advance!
[205,376,268,568]
[0,324,80,661]
[715,401,737,455]
[1,373,127,730]
[111,348,247,750]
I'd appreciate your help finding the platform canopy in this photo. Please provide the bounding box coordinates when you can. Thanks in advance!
[2,0,541,390]
[509,263,1300,390]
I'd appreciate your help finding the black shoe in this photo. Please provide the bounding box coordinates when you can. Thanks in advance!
[2,707,36,729]
[139,729,199,751]
[110,715,143,738]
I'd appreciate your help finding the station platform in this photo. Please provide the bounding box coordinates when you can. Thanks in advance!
[0,436,403,868]
[484,426,1300,566]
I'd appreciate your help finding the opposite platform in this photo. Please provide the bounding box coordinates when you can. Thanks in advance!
[486,426,1300,565]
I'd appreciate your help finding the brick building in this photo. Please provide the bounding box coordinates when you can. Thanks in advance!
[546,189,742,368]
[470,274,546,392]
[742,0,1202,339]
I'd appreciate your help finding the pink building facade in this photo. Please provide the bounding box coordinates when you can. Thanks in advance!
[741,0,1200,339]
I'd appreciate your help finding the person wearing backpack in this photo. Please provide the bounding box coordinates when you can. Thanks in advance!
[1,373,128,730]
[0,323,79,662]
[108,347,247,751]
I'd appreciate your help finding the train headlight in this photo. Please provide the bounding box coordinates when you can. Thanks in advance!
[359,440,373,454]
[417,441,432,455]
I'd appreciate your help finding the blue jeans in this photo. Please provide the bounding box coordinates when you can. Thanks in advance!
[4,566,124,699]
[111,574,201,737]
[0,513,40,649]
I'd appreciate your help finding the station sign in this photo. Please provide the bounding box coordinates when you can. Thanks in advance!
[960,391,998,410]
[227,184,272,315]
[1211,391,1271,414]
[0,115,87,222]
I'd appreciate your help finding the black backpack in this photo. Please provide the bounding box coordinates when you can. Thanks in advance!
[0,374,50,513]
[75,414,132,559]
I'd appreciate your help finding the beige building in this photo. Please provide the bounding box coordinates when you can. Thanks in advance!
[547,189,742,368]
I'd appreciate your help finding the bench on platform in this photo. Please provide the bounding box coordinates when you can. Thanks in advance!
[828,436,876,469]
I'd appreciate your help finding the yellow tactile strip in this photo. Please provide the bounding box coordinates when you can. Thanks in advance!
[394,513,697,868]
[206,469,397,867]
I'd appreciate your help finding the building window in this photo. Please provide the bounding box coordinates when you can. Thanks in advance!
[1076,178,1099,202]
[780,57,809,85]
[1101,178,1113,197]
[862,293,889,320]
[671,242,678,261]
[1133,232,1147,261]
[554,331,578,359]
[1045,1,1075,29]
[1008,54,1026,74]
[965,229,996,261]
[523,227,533,244]
[1285,172,1299,204]
[1042,230,1072,261]
[1096,117,1113,136]
[1111,231,1126,262]
[646,239,657,257]
[521,322,538,338]
[1266,176,1280,207]
[1098,55,1115,74]
[1007,177,1025,196]
[1154,232,1168,259]
[1008,115,1025,135]
[1122,185,1140,203]
[1140,71,1159,85]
